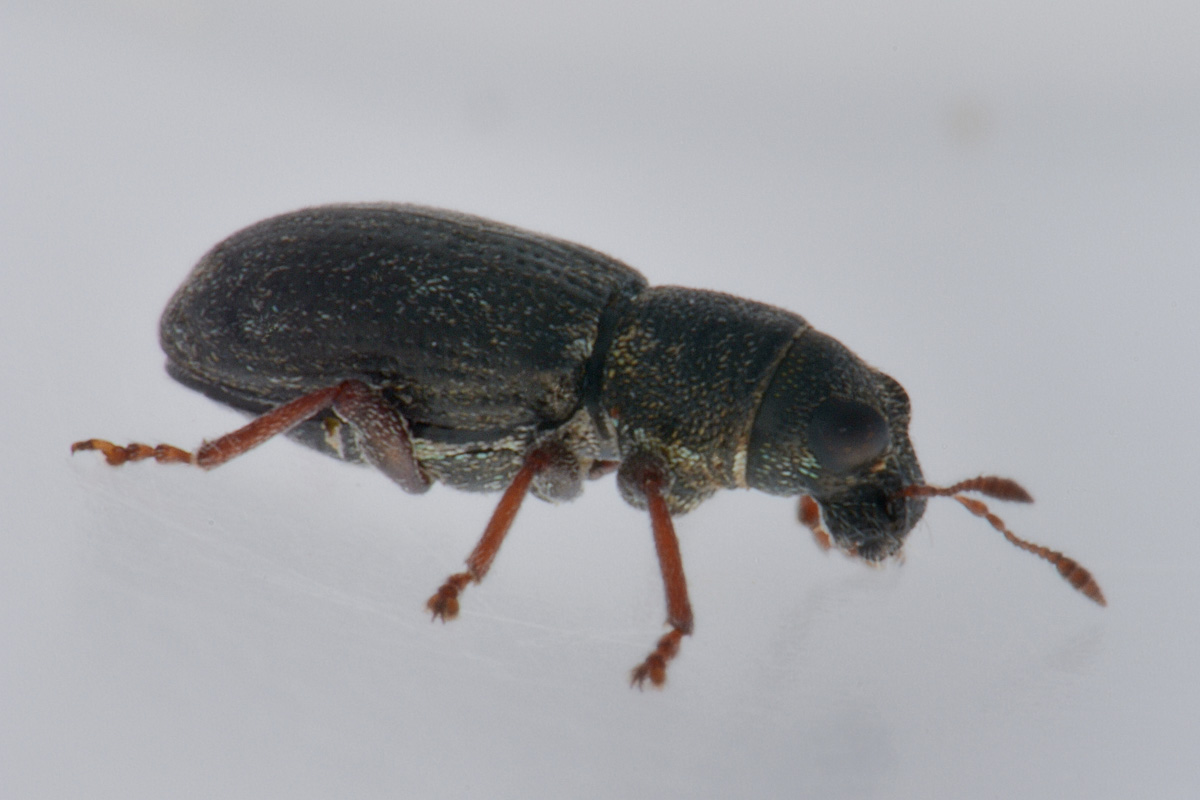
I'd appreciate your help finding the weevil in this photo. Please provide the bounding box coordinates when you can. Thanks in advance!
[73,204,1105,687]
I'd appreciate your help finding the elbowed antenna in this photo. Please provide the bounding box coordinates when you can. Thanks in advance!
[898,477,1106,606]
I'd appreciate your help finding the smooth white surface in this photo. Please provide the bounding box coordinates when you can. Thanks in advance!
[3,2,1197,798]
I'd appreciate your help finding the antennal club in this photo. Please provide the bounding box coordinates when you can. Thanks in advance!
[899,476,1106,606]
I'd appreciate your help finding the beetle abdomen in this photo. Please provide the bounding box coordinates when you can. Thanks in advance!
[161,204,648,435]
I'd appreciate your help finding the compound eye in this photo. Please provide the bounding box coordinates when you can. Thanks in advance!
[808,398,890,473]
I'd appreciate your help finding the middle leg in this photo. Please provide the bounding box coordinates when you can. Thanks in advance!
[426,446,558,621]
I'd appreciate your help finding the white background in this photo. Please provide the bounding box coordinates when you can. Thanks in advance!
[3,2,1197,797]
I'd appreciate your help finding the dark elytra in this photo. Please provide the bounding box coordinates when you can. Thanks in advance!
[73,204,1105,688]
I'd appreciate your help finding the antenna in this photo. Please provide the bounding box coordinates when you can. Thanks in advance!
[899,477,1106,606]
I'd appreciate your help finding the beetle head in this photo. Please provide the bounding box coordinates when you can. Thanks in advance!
[746,329,925,561]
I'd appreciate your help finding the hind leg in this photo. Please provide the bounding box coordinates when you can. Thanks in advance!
[72,379,430,493]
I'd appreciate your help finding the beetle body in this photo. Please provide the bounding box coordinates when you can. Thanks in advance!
[75,203,1103,688]
[161,204,925,555]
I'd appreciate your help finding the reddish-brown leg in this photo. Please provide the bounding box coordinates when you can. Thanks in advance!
[799,495,833,551]
[426,448,552,621]
[72,380,429,492]
[630,468,694,689]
